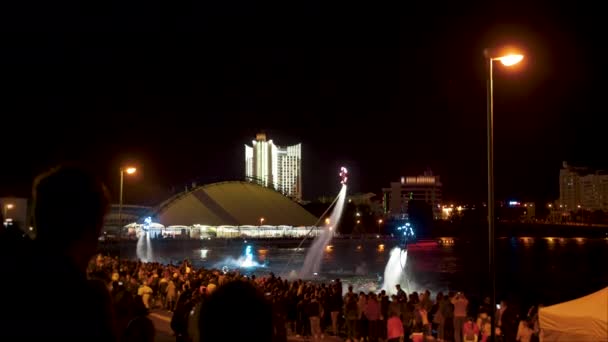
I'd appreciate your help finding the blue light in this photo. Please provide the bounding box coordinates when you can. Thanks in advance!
[405,222,411,227]
[144,217,152,225]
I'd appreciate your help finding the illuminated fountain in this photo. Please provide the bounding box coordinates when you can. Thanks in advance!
[381,222,415,295]
[240,245,256,268]
[381,247,408,295]
[215,244,263,270]
[136,217,154,262]
[298,167,348,278]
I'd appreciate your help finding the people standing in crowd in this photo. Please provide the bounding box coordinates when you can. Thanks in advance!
[165,278,177,311]
[329,283,343,336]
[516,319,534,342]
[365,292,381,342]
[463,317,480,342]
[387,311,405,342]
[477,312,492,342]
[345,292,359,341]
[380,290,390,341]
[138,281,153,309]
[497,300,519,342]
[452,292,469,342]
[307,294,324,341]
[433,292,445,341]
[358,292,369,341]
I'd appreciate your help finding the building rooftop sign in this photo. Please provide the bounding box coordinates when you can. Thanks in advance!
[402,176,436,185]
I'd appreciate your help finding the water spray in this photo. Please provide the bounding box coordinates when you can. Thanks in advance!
[282,167,349,277]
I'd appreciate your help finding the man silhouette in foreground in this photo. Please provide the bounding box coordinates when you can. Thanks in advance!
[198,280,272,342]
[0,165,117,341]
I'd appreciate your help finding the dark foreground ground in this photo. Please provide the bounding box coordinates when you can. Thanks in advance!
[148,309,342,342]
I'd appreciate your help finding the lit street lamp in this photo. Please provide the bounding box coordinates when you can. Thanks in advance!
[118,166,137,231]
[484,47,524,341]
[259,217,264,238]
[3,203,14,220]
[377,219,383,234]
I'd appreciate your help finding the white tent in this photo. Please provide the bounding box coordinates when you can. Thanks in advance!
[539,287,608,342]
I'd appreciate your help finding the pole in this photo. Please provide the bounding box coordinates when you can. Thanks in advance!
[119,169,124,239]
[487,57,497,341]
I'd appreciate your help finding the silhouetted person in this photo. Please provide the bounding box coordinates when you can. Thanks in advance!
[198,280,272,342]
[122,296,155,342]
[0,165,117,341]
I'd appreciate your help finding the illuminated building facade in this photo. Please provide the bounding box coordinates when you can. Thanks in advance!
[382,170,443,219]
[245,133,302,201]
[559,161,608,211]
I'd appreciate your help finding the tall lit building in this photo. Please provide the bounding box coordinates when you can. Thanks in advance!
[382,169,443,220]
[245,133,302,201]
[559,161,608,211]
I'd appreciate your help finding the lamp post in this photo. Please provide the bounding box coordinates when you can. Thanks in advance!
[484,48,523,341]
[259,217,264,238]
[3,203,13,221]
[378,219,383,234]
[118,167,137,234]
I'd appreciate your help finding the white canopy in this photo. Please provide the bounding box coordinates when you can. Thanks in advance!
[539,287,608,342]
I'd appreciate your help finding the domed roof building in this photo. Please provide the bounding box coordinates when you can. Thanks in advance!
[154,181,317,227]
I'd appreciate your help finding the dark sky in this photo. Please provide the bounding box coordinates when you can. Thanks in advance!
[1,1,606,205]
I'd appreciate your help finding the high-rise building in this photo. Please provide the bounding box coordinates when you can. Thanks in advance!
[245,133,302,201]
[382,169,443,220]
[559,161,608,211]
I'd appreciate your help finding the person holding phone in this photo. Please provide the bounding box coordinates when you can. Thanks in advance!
[451,292,469,342]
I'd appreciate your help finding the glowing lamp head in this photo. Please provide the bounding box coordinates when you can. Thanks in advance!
[125,167,137,174]
[497,54,524,66]
[5,204,14,210]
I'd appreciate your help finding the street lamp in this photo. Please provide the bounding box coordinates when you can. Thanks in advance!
[259,217,264,238]
[484,47,524,341]
[118,166,137,232]
[377,219,383,234]
[3,203,14,220]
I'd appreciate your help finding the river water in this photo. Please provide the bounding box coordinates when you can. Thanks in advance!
[107,236,608,307]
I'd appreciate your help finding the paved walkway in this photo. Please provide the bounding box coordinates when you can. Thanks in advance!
[148,310,174,342]
[148,309,343,342]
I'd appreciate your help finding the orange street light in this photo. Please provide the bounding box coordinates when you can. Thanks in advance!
[484,47,525,342]
[325,218,330,225]
[119,166,138,229]
[496,54,524,66]
[3,203,14,219]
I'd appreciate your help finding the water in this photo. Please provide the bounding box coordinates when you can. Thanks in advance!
[211,244,265,270]
[109,237,608,306]
[299,184,347,277]
[136,232,153,262]
[381,247,408,296]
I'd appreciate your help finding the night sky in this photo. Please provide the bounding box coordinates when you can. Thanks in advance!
[1,1,606,205]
